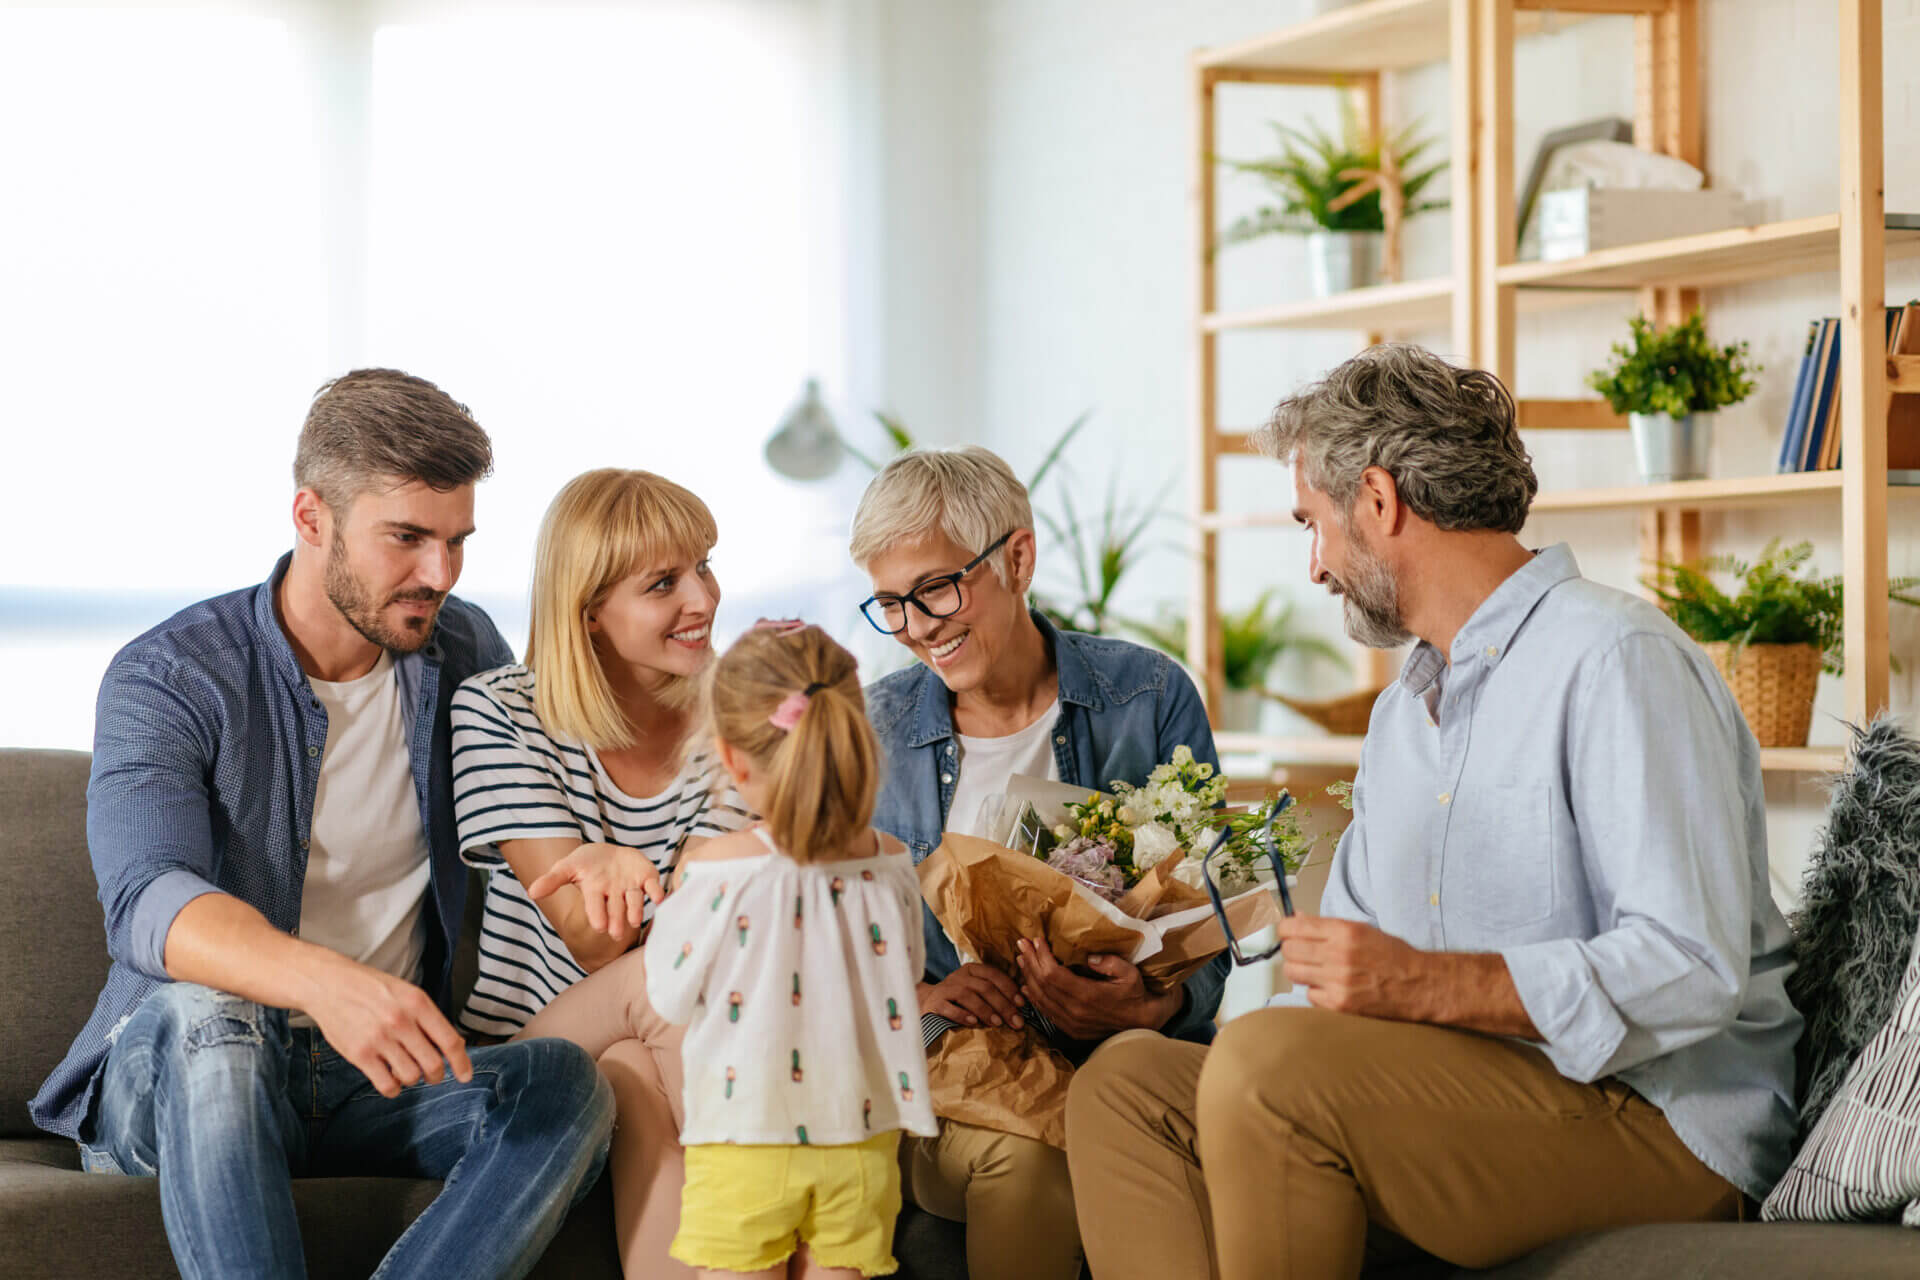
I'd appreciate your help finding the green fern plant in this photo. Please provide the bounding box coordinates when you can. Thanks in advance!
[1125,592,1348,691]
[1215,103,1447,248]
[1645,539,1920,675]
[1587,310,1758,416]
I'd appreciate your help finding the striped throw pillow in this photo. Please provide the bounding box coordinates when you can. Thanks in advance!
[1763,917,1920,1225]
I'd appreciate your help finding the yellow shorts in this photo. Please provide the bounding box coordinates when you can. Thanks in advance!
[671,1131,903,1276]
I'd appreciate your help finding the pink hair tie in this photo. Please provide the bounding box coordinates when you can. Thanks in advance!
[755,617,807,634]
[768,681,828,732]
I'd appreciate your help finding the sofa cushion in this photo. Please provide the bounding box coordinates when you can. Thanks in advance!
[0,749,108,1138]
[1783,715,1920,1138]
[1763,911,1920,1224]
[1471,1221,1920,1278]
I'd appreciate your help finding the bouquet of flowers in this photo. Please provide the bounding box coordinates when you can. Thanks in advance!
[1034,746,1306,901]
[916,747,1314,1147]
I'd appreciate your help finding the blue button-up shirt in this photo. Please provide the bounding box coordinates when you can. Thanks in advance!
[1304,544,1800,1200]
[31,554,513,1141]
[867,611,1228,1044]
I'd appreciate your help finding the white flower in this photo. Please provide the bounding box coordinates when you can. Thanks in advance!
[1116,798,1152,827]
[1171,744,1195,768]
[1053,824,1074,841]
[1131,821,1181,870]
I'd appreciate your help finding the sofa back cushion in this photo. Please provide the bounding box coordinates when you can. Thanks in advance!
[0,748,108,1137]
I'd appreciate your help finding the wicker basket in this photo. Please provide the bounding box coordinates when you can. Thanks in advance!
[1700,641,1823,748]
[1264,686,1386,737]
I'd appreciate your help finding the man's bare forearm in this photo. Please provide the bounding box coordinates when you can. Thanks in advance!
[1418,951,1540,1039]
[162,891,348,1013]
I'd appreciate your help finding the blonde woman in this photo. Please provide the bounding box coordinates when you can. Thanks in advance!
[448,469,752,1275]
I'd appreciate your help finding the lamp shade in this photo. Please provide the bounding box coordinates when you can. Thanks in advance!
[764,378,844,481]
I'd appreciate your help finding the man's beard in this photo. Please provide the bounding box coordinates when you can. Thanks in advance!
[1329,528,1412,649]
[325,528,444,654]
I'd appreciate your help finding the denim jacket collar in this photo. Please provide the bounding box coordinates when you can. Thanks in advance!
[903,609,1105,748]
[252,551,435,732]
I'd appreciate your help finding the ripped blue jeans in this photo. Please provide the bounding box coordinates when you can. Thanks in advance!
[79,982,613,1280]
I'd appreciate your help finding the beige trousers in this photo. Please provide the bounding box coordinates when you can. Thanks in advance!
[517,947,694,1280]
[1065,1009,1742,1280]
[900,1119,1085,1280]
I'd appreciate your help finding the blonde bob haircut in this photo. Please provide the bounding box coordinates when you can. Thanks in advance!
[848,446,1033,584]
[707,625,879,864]
[526,468,718,750]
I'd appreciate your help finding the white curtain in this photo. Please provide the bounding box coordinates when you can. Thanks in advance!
[0,0,877,748]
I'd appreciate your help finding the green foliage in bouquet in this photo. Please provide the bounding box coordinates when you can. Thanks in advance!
[1586,310,1758,417]
[1215,102,1447,248]
[1645,538,1920,675]
[1127,591,1348,692]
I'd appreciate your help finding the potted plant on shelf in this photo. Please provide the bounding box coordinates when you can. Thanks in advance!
[1216,102,1447,297]
[1128,592,1349,733]
[1646,539,1920,747]
[1586,309,1758,484]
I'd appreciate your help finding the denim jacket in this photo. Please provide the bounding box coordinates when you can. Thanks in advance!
[866,610,1228,1044]
[31,554,512,1141]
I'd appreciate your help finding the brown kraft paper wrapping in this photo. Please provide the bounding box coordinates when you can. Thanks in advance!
[917,834,1285,1147]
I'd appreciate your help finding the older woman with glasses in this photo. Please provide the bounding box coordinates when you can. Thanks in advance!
[850,446,1229,1280]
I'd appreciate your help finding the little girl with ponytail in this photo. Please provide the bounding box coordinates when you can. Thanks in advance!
[645,621,935,1279]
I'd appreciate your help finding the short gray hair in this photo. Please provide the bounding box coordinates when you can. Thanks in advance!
[1254,343,1536,534]
[293,368,494,510]
[849,446,1033,583]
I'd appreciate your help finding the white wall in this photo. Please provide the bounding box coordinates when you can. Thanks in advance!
[869,0,1920,935]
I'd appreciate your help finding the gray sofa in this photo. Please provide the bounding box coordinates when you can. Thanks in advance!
[6,748,1918,1278]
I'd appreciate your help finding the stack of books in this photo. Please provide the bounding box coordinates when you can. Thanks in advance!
[1776,302,1920,474]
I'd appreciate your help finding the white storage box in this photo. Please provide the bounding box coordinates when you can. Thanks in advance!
[1536,187,1757,260]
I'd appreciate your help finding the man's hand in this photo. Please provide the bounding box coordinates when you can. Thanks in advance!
[919,964,1025,1030]
[1014,937,1182,1040]
[1277,916,1539,1038]
[525,842,664,939]
[302,954,474,1098]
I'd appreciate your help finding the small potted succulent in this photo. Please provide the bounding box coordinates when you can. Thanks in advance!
[1646,539,1920,747]
[1216,102,1447,297]
[1587,310,1758,483]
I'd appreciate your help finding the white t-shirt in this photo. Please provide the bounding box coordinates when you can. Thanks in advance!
[645,828,938,1147]
[945,700,1061,838]
[295,650,429,1028]
[450,664,753,1037]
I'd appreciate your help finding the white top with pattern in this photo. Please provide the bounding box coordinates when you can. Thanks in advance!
[646,829,938,1147]
[450,664,752,1036]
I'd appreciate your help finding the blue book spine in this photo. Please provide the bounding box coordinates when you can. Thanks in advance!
[1801,319,1841,472]
[1777,319,1820,474]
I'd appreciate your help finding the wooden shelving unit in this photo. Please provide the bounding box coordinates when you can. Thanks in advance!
[1189,0,1901,778]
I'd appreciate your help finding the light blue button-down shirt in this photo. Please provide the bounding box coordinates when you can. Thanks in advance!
[1302,544,1800,1201]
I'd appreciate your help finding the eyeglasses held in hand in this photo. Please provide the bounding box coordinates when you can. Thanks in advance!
[859,531,1014,635]
[1200,792,1295,966]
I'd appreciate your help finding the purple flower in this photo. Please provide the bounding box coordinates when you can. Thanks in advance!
[1047,838,1128,902]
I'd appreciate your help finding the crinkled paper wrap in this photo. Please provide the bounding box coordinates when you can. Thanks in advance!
[917,833,1283,1147]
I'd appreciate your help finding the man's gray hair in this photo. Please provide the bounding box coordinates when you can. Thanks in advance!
[1254,343,1536,534]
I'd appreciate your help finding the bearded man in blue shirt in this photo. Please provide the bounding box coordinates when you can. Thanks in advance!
[32,370,613,1278]
[1065,343,1801,1280]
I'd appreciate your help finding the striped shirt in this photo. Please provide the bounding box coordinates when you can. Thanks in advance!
[451,664,752,1036]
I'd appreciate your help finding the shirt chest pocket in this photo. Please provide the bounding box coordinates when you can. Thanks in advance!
[1441,783,1556,932]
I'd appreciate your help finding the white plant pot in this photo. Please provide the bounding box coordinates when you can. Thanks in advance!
[1629,410,1712,483]
[1215,687,1265,734]
[1306,230,1382,297]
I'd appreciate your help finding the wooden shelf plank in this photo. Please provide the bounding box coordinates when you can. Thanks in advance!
[1198,0,1587,75]
[1496,214,1920,293]
[1760,747,1847,773]
[1527,471,1846,513]
[1204,276,1453,335]
[1518,398,1626,430]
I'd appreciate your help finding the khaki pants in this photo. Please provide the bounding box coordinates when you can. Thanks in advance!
[1065,1009,1741,1280]
[901,1118,1084,1280]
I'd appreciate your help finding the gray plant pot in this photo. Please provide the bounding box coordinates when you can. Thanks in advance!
[1215,687,1265,734]
[1306,230,1382,297]
[1629,411,1712,483]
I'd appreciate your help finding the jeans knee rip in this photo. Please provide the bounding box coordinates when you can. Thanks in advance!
[183,1001,265,1054]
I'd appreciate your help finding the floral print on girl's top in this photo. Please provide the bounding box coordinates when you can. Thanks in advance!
[642,833,938,1148]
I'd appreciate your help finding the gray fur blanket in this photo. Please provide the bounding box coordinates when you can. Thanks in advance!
[1787,713,1920,1137]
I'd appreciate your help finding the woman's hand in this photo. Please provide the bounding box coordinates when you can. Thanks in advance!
[918,964,1026,1030]
[525,842,666,939]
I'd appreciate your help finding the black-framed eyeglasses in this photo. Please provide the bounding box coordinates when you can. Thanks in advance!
[1200,792,1296,966]
[859,531,1014,635]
